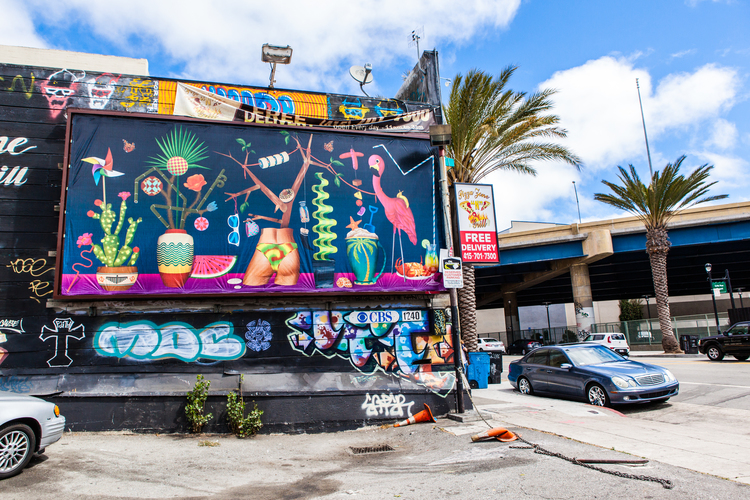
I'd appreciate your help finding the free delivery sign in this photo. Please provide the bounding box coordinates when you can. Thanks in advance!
[453,183,499,264]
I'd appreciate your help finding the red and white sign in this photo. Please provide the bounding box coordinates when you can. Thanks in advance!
[453,183,499,263]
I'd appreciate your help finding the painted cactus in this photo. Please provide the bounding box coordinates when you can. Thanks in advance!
[87,191,142,267]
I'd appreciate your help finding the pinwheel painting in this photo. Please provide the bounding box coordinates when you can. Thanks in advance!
[82,148,124,206]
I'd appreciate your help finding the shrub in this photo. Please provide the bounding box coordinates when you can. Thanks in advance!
[619,299,644,322]
[186,374,213,433]
[226,375,263,438]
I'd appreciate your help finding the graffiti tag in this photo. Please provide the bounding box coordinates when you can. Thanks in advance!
[7,258,54,302]
[40,318,85,367]
[0,318,24,334]
[95,320,246,362]
[0,376,32,393]
[361,393,415,417]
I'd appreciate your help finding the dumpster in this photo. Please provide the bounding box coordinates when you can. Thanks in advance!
[680,335,699,354]
[488,352,503,384]
[466,352,490,389]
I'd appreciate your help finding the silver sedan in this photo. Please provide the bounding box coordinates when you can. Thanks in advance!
[0,391,66,479]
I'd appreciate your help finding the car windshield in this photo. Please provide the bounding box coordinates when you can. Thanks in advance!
[564,345,624,366]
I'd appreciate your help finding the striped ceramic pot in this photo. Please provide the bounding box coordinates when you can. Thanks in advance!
[156,229,194,288]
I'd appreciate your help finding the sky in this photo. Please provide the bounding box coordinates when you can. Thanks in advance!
[2,0,749,230]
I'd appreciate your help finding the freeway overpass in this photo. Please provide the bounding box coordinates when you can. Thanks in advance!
[475,201,750,333]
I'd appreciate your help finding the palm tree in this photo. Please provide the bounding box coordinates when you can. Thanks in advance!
[443,67,582,350]
[594,156,727,353]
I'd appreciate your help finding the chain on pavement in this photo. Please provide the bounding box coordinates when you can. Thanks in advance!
[459,372,675,490]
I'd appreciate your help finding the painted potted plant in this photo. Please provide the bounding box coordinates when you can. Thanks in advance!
[79,148,142,291]
[133,127,225,288]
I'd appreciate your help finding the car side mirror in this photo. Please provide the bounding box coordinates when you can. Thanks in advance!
[560,363,572,370]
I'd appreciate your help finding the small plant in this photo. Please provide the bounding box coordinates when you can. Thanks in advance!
[226,375,263,438]
[186,374,213,433]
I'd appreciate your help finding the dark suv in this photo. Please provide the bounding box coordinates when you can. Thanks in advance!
[507,339,543,355]
[698,322,750,361]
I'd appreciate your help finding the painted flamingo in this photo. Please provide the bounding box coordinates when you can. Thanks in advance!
[369,154,417,275]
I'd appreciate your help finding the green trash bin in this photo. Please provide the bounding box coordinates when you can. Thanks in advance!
[466,352,490,389]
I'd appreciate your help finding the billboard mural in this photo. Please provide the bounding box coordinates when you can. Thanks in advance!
[57,111,444,297]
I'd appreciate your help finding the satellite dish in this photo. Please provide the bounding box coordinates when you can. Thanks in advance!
[349,65,373,84]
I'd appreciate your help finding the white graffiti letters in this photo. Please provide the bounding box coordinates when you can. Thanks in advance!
[0,136,36,155]
[95,321,246,362]
[40,318,85,367]
[361,393,415,417]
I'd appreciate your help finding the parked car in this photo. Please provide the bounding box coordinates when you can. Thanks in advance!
[507,339,542,355]
[698,322,750,361]
[0,391,66,479]
[477,338,505,353]
[507,343,679,406]
[583,333,630,356]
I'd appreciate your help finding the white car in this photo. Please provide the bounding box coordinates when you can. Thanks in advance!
[583,333,630,357]
[477,338,505,353]
[0,391,66,479]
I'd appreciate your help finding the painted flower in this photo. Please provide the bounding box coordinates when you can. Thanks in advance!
[76,233,93,247]
[87,210,95,218]
[118,191,131,201]
[206,201,218,212]
[133,247,140,253]
[184,174,207,192]
[94,199,103,207]
[194,217,209,231]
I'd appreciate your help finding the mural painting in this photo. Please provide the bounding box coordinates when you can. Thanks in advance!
[58,112,443,297]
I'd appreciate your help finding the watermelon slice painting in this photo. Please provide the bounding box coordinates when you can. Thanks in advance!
[190,255,238,279]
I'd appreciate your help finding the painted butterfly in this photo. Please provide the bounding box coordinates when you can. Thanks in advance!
[323,140,334,152]
[122,139,135,153]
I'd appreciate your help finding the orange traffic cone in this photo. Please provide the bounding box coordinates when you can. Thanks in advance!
[471,427,518,442]
[393,404,436,427]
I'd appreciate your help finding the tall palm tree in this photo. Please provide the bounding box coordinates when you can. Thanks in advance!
[443,67,582,350]
[594,156,727,353]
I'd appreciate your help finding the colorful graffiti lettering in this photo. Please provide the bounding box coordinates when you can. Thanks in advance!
[286,309,455,396]
[198,84,327,119]
[40,318,85,368]
[7,258,54,302]
[1,73,35,99]
[94,320,246,362]
[114,77,157,111]
[0,376,32,393]
[361,392,415,417]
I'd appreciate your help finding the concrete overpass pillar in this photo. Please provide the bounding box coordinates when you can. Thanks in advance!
[571,263,595,339]
[503,292,519,341]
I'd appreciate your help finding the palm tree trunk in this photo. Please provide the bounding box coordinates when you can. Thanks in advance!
[458,263,478,351]
[646,228,682,353]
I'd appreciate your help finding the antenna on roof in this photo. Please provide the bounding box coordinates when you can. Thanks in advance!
[409,27,426,75]
[349,63,373,97]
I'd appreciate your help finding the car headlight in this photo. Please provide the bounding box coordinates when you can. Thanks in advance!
[663,370,676,382]
[611,376,636,389]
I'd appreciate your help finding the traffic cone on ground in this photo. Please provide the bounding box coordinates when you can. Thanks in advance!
[393,404,436,427]
[471,427,518,442]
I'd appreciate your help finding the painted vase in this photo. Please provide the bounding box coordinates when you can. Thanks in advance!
[157,229,194,288]
[96,266,138,291]
[346,236,386,285]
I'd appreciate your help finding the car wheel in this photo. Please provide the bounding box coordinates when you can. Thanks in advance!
[587,384,609,407]
[734,355,749,361]
[518,377,533,395]
[706,345,724,361]
[0,423,36,480]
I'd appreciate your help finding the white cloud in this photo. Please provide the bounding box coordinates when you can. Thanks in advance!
[704,118,738,149]
[689,150,749,183]
[21,0,521,93]
[538,56,740,171]
[0,2,47,48]
[670,49,697,59]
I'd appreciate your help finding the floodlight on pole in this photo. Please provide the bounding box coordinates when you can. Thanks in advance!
[262,44,293,89]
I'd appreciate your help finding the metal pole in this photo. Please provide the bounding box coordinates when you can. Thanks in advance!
[725,269,736,310]
[636,78,654,178]
[437,146,464,413]
[643,295,652,345]
[572,181,581,224]
[543,302,551,344]
[737,288,744,308]
[707,269,721,334]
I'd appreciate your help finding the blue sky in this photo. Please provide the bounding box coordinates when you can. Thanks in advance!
[3,0,749,229]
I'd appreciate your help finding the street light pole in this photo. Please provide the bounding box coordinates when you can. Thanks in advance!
[542,302,552,344]
[706,263,721,334]
[725,269,736,310]
[737,288,745,309]
[642,295,653,344]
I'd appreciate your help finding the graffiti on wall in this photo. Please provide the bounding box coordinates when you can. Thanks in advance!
[7,257,54,302]
[40,318,85,367]
[245,319,273,352]
[1,73,35,99]
[286,309,455,396]
[0,376,32,393]
[94,320,246,362]
[361,392,415,417]
[0,135,35,187]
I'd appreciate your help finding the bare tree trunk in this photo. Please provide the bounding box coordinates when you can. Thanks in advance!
[458,263,478,351]
[646,227,682,353]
